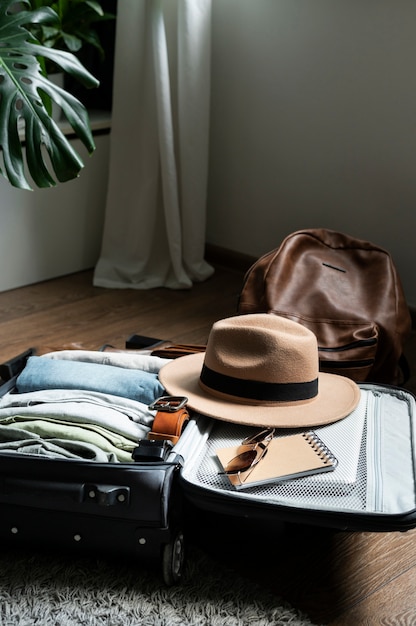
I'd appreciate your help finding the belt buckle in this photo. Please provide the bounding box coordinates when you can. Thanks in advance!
[148,395,188,412]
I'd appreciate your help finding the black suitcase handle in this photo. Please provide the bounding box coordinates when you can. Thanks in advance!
[0,348,34,382]
[2,477,130,507]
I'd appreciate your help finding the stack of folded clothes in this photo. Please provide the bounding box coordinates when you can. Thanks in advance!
[0,351,170,463]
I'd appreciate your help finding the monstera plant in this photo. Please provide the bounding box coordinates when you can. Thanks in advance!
[26,0,115,68]
[0,0,100,190]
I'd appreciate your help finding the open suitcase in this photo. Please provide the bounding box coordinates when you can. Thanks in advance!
[0,341,415,586]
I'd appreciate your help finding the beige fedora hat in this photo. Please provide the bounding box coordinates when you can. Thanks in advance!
[159,314,360,428]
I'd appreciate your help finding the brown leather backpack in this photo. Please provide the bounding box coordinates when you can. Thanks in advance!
[238,229,412,384]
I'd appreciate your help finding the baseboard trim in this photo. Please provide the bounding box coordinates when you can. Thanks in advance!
[205,244,256,273]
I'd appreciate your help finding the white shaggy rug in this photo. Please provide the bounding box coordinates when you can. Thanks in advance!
[0,545,317,626]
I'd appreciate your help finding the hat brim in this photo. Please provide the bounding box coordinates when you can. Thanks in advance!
[159,353,361,428]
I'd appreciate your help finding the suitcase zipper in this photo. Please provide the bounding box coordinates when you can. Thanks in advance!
[366,391,384,513]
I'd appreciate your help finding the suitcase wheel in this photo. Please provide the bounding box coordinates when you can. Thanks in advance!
[162,530,185,585]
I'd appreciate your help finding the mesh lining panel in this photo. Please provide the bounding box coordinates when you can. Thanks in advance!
[180,386,416,516]
[184,420,368,513]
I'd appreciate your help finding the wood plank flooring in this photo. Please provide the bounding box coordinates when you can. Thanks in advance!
[0,267,416,625]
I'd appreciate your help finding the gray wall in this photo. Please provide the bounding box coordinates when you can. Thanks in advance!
[206,1,416,305]
[0,132,109,292]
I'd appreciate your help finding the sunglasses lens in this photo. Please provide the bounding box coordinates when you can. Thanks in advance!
[225,449,257,474]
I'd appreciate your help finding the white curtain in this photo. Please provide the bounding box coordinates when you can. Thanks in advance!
[93,0,214,289]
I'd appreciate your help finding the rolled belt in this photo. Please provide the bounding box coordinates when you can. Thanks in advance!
[148,396,190,445]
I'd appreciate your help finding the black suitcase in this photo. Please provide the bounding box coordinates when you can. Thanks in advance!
[1,345,416,587]
[0,350,186,586]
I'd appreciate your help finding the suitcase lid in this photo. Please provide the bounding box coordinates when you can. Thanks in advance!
[174,384,416,532]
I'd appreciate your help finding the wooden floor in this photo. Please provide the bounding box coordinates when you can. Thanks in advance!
[1,267,416,625]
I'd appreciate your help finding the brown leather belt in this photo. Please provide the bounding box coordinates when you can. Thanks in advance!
[148,396,190,445]
[151,344,206,359]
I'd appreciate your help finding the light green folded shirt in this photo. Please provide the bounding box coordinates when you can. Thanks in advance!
[0,416,136,462]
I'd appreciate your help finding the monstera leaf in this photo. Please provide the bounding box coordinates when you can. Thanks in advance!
[0,0,99,189]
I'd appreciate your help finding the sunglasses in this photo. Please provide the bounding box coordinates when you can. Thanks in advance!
[223,428,275,485]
